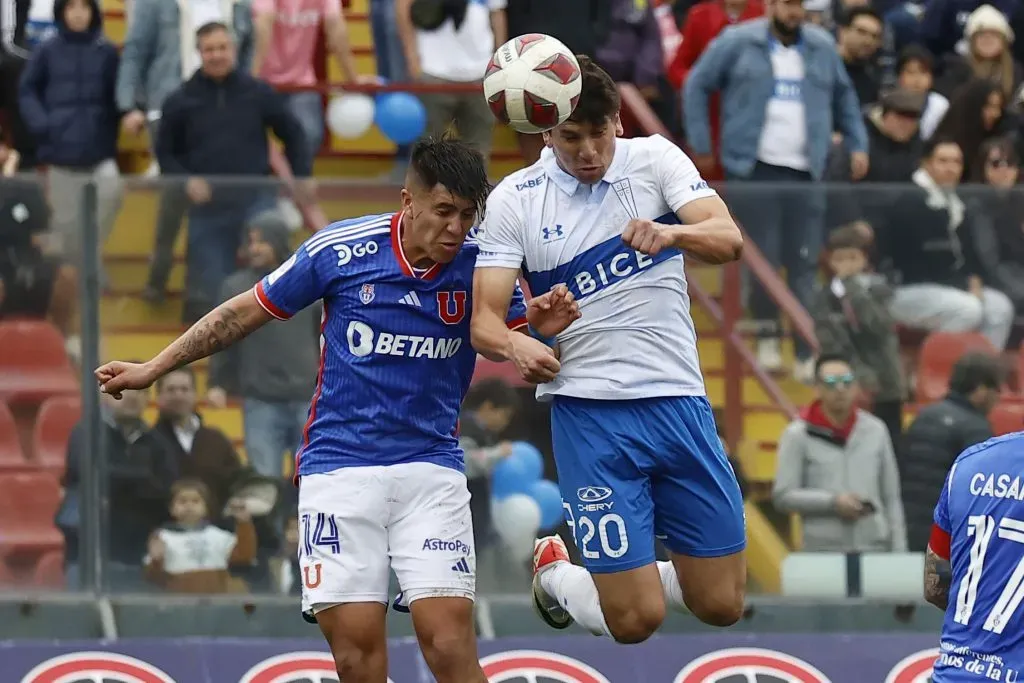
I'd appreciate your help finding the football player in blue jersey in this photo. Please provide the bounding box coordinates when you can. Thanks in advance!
[925,430,1024,682]
[472,56,747,642]
[95,137,580,683]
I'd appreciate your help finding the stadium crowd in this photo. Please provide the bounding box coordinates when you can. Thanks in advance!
[0,0,1020,593]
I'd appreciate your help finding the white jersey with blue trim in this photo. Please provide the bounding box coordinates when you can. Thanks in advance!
[253,211,527,477]
[475,134,717,401]
[932,432,1024,682]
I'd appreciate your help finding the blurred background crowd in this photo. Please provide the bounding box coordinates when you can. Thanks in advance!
[0,0,1021,606]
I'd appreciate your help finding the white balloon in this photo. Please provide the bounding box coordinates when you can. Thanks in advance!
[492,494,541,563]
[326,93,375,139]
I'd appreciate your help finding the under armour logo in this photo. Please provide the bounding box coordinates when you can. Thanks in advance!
[542,225,564,241]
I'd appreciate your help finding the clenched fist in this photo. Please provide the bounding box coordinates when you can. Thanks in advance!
[622,219,677,256]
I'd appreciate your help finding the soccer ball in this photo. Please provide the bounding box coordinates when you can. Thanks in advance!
[483,34,582,134]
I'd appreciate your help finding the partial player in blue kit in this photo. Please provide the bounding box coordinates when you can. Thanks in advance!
[472,56,747,642]
[925,432,1024,682]
[93,137,580,683]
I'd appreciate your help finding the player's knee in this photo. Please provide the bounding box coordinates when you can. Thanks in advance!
[328,640,384,680]
[418,627,477,678]
[605,600,665,644]
[686,585,745,627]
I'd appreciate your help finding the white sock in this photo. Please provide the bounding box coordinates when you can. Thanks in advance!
[538,562,612,637]
[657,561,686,612]
[538,561,687,635]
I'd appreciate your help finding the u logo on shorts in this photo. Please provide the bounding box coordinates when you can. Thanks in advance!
[303,563,323,589]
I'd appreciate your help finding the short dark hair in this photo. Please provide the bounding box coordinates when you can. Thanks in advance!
[196,21,230,43]
[814,353,852,379]
[170,478,212,510]
[156,366,196,391]
[897,44,935,75]
[922,135,961,160]
[567,55,620,126]
[827,225,870,252]
[463,378,521,412]
[407,135,491,216]
[949,351,1004,395]
[841,6,882,27]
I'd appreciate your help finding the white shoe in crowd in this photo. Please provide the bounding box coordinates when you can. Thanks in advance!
[142,160,160,178]
[792,357,816,385]
[277,197,305,233]
[756,338,783,372]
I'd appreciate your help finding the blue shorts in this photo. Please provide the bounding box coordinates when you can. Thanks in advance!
[551,395,746,573]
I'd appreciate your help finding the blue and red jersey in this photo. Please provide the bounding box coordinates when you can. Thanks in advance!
[254,212,527,476]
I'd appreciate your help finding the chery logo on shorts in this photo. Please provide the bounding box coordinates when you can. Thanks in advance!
[422,538,471,553]
[577,487,612,503]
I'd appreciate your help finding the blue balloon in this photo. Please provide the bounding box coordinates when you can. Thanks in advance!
[510,442,544,482]
[529,479,564,530]
[374,92,427,144]
[491,454,533,500]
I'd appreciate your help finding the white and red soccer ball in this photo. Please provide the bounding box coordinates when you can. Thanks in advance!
[483,34,582,134]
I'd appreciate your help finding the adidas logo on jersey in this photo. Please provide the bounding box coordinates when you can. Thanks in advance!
[399,291,422,307]
[451,557,471,574]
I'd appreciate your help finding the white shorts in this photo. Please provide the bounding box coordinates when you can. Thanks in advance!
[298,461,475,615]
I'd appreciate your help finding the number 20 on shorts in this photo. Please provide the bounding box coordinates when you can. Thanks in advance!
[562,502,630,559]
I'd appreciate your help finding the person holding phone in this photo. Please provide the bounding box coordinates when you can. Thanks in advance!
[772,354,909,553]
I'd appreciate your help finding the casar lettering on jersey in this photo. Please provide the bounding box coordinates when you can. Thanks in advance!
[971,472,1024,500]
[527,233,682,300]
[346,321,462,359]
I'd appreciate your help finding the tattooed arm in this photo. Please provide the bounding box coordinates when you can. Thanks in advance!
[96,290,273,398]
[924,546,952,610]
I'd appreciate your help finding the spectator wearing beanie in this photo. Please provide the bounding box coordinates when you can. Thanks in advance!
[922,0,1021,59]
[206,212,320,479]
[934,4,1022,99]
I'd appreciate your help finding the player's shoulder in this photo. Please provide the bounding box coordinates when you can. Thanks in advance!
[955,432,1024,469]
[489,156,549,201]
[623,134,689,163]
[300,213,393,260]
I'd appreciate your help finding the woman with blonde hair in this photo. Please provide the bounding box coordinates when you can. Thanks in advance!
[935,5,1023,100]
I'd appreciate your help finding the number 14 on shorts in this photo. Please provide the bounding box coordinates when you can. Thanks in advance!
[300,512,341,557]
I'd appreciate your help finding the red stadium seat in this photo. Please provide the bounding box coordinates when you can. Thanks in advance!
[0,472,64,554]
[917,332,997,404]
[32,396,81,477]
[0,321,77,405]
[990,401,1024,436]
[32,549,64,587]
[0,402,27,470]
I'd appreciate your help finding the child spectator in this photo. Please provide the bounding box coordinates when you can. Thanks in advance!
[144,479,257,594]
[896,45,950,139]
[810,226,906,446]
[460,378,521,548]
[18,0,123,268]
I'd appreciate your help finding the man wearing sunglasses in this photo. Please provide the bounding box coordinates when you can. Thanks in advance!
[772,353,908,553]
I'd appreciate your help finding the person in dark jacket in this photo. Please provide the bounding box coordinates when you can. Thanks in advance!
[900,351,1002,550]
[157,21,311,323]
[0,172,77,337]
[0,0,43,169]
[881,137,1015,348]
[18,0,123,267]
[827,88,926,229]
[837,7,885,106]
[969,136,1024,309]
[205,213,320,479]
[811,226,906,445]
[57,381,159,590]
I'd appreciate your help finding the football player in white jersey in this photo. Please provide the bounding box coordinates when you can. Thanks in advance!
[471,56,747,642]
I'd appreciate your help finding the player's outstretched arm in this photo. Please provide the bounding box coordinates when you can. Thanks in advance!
[472,267,561,383]
[924,546,952,610]
[95,290,273,399]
